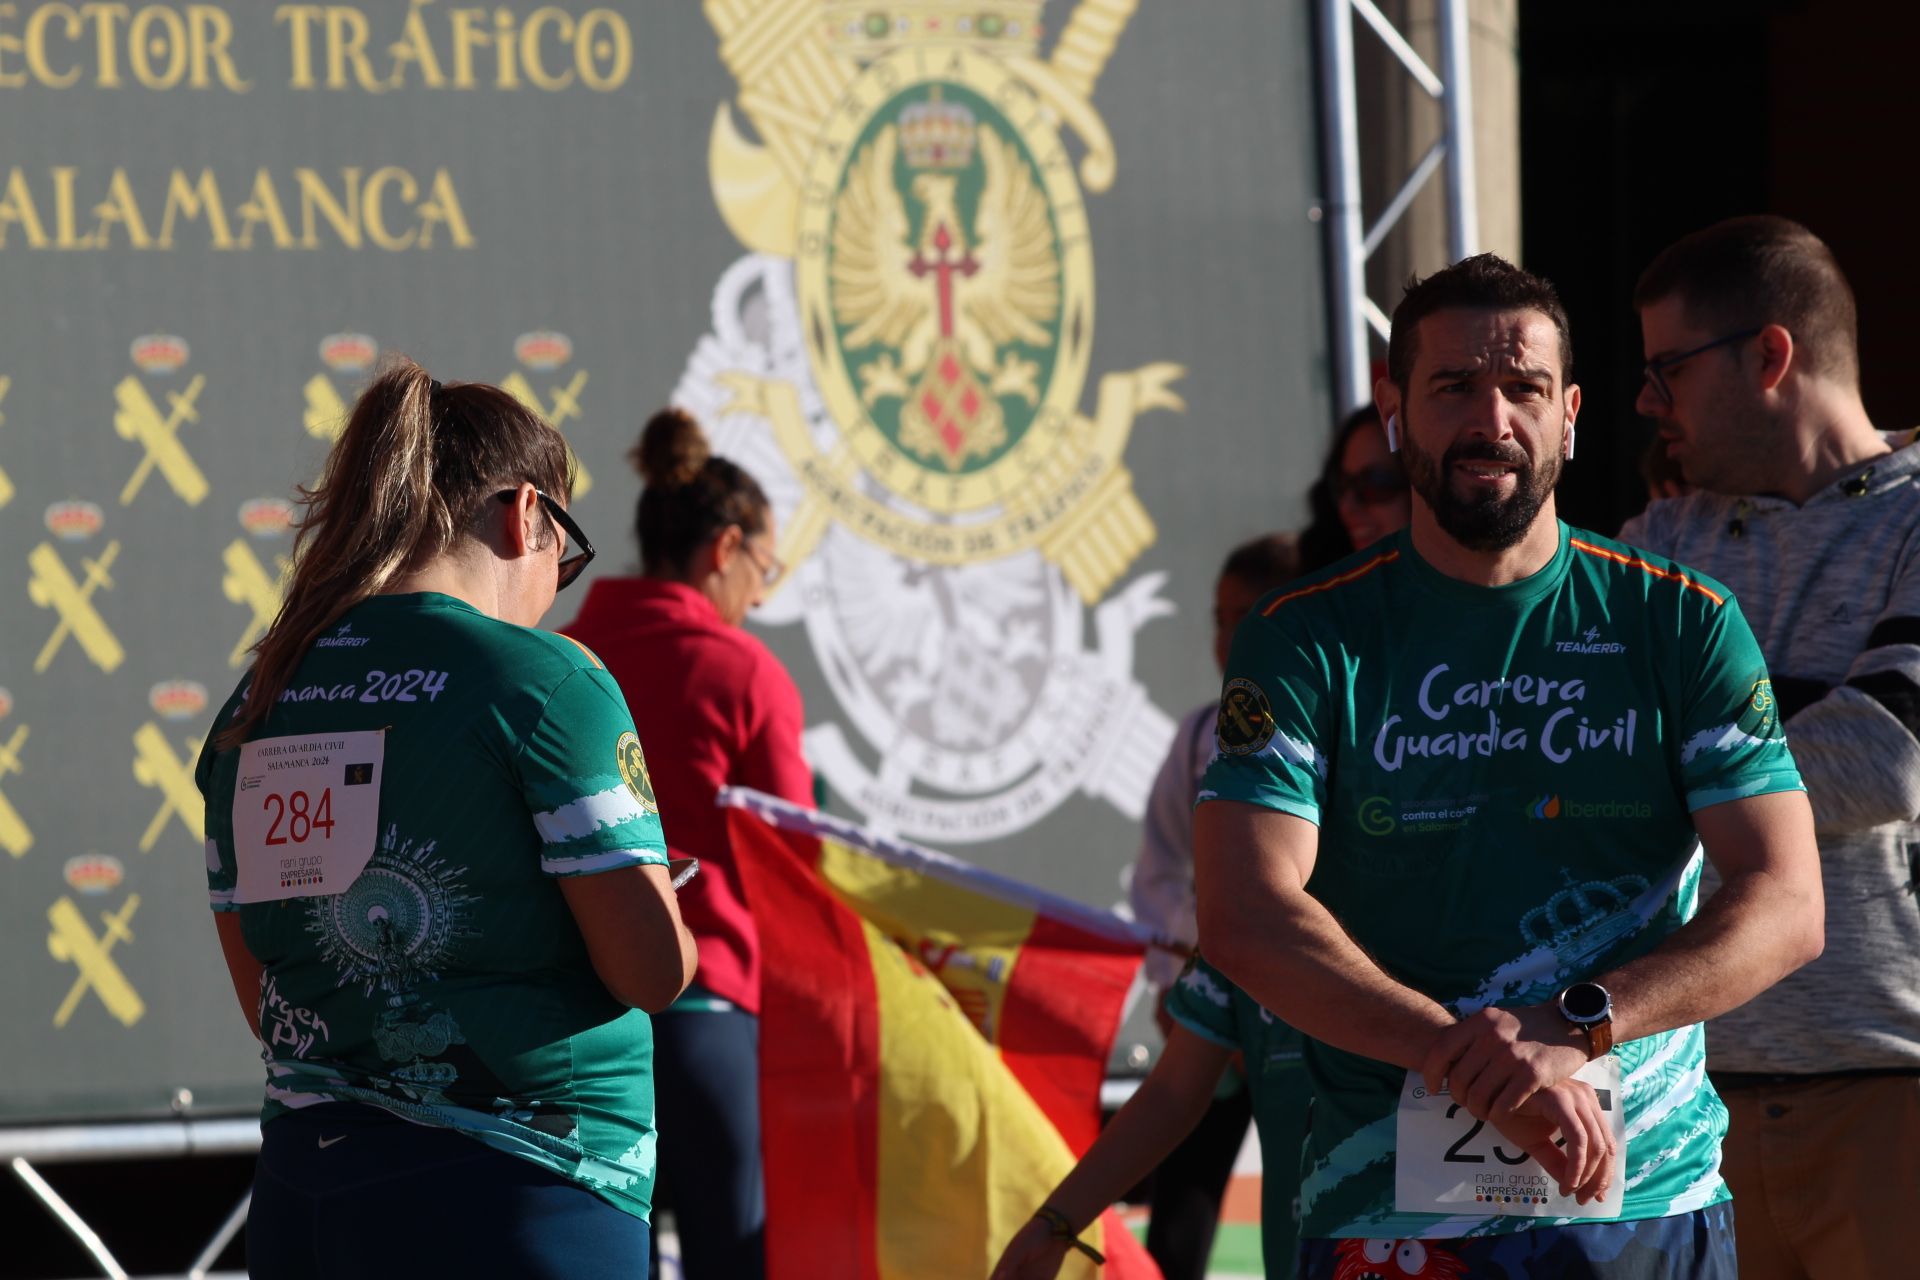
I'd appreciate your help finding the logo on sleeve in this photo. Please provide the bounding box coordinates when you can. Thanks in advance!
[615,732,659,814]
[1216,678,1277,756]
[1737,678,1780,740]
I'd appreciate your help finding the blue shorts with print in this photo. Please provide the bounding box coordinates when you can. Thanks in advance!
[1298,1202,1735,1279]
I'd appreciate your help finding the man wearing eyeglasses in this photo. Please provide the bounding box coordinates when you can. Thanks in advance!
[1621,215,1920,1280]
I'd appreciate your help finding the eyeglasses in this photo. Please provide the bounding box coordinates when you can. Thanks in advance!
[742,533,785,588]
[495,488,595,590]
[1334,465,1410,507]
[1641,327,1762,408]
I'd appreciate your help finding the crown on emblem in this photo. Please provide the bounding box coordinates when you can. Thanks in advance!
[239,497,296,537]
[1518,871,1651,949]
[130,334,189,374]
[149,680,210,721]
[44,500,104,541]
[900,91,978,170]
[319,333,378,374]
[64,854,125,895]
[825,2,1044,57]
[515,330,573,370]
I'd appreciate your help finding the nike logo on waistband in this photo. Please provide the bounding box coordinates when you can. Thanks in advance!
[317,1135,346,1149]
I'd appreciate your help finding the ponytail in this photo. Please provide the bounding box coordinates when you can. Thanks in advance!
[629,407,769,575]
[218,358,571,748]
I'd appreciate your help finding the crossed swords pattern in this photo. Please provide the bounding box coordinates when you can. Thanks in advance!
[1,721,199,1026]
[18,350,595,1027]
[13,370,220,1028]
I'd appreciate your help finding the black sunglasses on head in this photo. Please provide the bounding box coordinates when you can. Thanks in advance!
[495,488,595,590]
[1334,465,1410,506]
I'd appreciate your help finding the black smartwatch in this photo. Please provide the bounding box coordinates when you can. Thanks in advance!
[1557,981,1614,1059]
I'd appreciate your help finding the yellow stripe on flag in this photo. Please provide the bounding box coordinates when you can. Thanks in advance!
[865,916,1103,1280]
[820,837,1038,1044]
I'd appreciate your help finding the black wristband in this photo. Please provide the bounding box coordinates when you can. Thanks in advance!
[1033,1206,1106,1265]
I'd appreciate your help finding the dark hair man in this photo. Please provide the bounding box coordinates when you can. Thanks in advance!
[1193,253,1823,1277]
[1621,215,1920,1280]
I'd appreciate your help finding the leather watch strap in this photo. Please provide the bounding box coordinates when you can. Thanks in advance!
[1584,1017,1614,1060]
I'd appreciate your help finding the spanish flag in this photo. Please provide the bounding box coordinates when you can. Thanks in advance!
[721,788,1163,1279]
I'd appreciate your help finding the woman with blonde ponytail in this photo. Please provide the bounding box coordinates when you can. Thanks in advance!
[194,360,696,1278]
[562,405,812,1280]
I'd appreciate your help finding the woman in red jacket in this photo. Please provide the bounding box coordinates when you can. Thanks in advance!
[562,408,811,1280]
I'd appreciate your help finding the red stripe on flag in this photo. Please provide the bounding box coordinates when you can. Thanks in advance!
[730,809,881,1280]
[997,912,1143,1155]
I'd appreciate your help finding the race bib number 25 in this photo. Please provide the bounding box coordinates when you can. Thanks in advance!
[231,730,384,903]
[1395,1056,1626,1219]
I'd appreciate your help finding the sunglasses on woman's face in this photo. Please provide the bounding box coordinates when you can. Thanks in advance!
[1335,465,1409,507]
[495,489,595,590]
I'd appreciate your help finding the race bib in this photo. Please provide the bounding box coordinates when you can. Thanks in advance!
[231,730,384,903]
[1394,1055,1626,1218]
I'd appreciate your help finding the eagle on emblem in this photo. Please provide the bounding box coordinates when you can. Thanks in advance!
[829,100,1061,470]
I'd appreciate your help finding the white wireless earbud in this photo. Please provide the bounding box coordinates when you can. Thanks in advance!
[1564,419,1576,461]
[1385,413,1399,453]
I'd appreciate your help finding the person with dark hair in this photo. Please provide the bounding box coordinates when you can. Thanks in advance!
[1127,532,1307,1280]
[195,360,697,1279]
[560,406,811,1280]
[1194,253,1823,1278]
[1299,407,1412,574]
[1621,215,1920,1280]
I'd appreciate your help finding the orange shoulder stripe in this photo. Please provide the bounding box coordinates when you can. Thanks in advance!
[1569,538,1725,606]
[557,632,605,669]
[1262,549,1400,616]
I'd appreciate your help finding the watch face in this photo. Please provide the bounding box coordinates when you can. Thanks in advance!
[1562,982,1610,1021]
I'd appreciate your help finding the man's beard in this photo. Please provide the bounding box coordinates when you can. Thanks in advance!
[1402,423,1561,552]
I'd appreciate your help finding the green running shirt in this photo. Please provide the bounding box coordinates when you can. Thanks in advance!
[1198,523,1802,1241]
[196,593,670,1220]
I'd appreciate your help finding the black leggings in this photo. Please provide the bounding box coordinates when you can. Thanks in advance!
[247,1104,650,1280]
[649,1005,765,1280]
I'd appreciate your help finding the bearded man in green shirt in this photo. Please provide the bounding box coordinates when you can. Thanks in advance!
[1193,255,1824,1279]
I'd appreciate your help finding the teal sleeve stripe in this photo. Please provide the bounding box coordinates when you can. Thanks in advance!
[533,784,654,846]
[541,846,672,877]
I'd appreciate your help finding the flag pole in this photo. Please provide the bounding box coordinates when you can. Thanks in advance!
[717,787,1191,958]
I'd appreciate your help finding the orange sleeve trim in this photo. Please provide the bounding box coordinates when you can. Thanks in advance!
[556,632,605,669]
[1262,549,1401,615]
[1569,538,1725,606]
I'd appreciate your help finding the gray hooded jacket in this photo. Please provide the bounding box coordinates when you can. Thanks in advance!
[1620,430,1920,1073]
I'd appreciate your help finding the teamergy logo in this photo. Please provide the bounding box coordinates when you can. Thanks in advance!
[1527,793,1652,820]
[313,623,371,649]
[1555,626,1626,655]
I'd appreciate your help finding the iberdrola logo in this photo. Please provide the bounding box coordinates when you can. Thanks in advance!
[681,0,1183,842]
[1529,794,1562,820]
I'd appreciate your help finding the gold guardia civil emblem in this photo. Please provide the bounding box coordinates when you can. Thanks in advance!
[707,0,1183,604]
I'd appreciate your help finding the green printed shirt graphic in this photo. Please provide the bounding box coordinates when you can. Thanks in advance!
[196,593,670,1220]
[1168,954,1312,1277]
[1198,524,1802,1241]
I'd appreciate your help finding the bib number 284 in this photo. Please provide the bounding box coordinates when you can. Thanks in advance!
[263,789,335,845]
[231,729,385,904]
